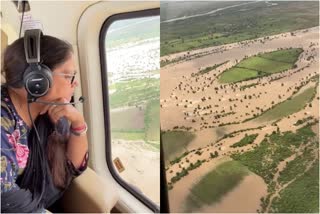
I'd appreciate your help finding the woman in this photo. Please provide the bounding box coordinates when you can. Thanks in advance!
[1,34,88,212]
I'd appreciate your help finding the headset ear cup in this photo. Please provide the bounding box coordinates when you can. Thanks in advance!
[23,65,36,93]
[23,65,32,87]
[40,64,53,88]
[23,64,52,98]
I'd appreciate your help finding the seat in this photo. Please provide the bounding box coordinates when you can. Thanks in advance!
[60,167,119,213]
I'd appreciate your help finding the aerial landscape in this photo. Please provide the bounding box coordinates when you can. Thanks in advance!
[160,1,319,213]
[105,16,160,204]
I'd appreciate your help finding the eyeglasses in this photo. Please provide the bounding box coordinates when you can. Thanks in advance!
[53,72,77,84]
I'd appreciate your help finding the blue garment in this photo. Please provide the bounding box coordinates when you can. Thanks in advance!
[1,86,88,212]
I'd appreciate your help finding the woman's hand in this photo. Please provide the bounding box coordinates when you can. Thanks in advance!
[40,98,88,169]
[40,98,85,127]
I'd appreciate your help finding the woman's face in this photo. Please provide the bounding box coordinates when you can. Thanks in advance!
[43,53,78,102]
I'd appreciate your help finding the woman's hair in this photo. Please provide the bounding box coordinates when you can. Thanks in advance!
[2,35,74,196]
[2,35,73,88]
[17,114,72,210]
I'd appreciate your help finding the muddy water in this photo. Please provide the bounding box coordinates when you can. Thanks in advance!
[112,140,160,205]
[168,157,231,212]
[311,123,319,138]
[195,174,267,213]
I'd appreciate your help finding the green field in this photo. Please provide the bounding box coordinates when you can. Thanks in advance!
[184,160,250,212]
[109,77,160,148]
[258,48,303,63]
[257,86,316,122]
[237,57,292,73]
[271,161,319,213]
[219,48,302,83]
[231,125,316,183]
[230,133,258,148]
[144,99,160,142]
[219,67,258,83]
[161,1,319,56]
[277,148,315,185]
[162,130,195,161]
[109,77,159,109]
[110,100,160,148]
[231,124,318,212]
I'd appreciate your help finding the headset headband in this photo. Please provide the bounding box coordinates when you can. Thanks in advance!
[24,29,42,64]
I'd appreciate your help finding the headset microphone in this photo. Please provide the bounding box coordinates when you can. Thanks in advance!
[32,96,85,106]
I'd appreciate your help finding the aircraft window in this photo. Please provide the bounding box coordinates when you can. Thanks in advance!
[100,9,160,210]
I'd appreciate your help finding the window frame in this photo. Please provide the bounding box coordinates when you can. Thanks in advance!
[99,8,160,213]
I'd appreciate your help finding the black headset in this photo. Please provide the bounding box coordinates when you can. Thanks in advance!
[23,29,85,106]
[23,29,53,102]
